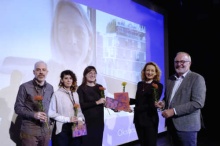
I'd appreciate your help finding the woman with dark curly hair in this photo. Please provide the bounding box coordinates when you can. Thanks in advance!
[49,70,85,146]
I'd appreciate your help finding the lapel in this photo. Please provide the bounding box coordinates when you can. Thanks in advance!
[167,75,176,103]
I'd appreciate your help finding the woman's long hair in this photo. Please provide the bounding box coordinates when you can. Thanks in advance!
[81,66,97,86]
[141,62,161,82]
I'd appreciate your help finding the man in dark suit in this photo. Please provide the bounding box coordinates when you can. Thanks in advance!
[156,52,206,146]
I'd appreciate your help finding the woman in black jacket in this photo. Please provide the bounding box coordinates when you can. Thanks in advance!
[129,62,163,146]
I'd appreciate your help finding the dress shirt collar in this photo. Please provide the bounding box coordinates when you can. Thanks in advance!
[174,70,190,80]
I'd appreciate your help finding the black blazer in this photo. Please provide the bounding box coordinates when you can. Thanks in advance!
[130,80,163,126]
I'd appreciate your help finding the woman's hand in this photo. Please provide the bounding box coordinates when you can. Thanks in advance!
[77,120,85,129]
[155,100,165,110]
[123,108,133,113]
[96,98,106,105]
[70,116,78,123]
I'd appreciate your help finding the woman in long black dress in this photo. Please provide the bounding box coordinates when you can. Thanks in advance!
[129,62,163,146]
[77,66,106,146]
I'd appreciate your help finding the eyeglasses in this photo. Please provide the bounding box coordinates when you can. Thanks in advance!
[88,72,97,76]
[174,60,190,64]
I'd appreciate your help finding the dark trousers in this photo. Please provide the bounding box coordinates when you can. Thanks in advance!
[167,119,197,146]
[53,123,82,146]
[55,131,82,146]
[20,132,50,146]
[135,122,158,146]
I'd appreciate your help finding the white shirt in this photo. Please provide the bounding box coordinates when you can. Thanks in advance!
[169,71,189,114]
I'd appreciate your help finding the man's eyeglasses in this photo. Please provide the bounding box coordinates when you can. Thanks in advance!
[174,60,190,64]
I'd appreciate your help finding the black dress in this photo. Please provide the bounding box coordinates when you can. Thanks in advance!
[130,81,163,146]
[77,84,104,146]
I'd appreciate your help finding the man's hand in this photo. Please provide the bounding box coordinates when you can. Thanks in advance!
[161,109,175,118]
[34,112,47,122]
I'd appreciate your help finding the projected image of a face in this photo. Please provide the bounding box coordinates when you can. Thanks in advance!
[52,1,93,66]
[0,0,166,145]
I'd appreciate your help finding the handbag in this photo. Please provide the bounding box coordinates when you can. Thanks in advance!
[72,123,87,137]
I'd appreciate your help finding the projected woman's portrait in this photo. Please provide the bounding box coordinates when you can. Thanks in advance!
[48,0,95,86]
[0,0,166,145]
